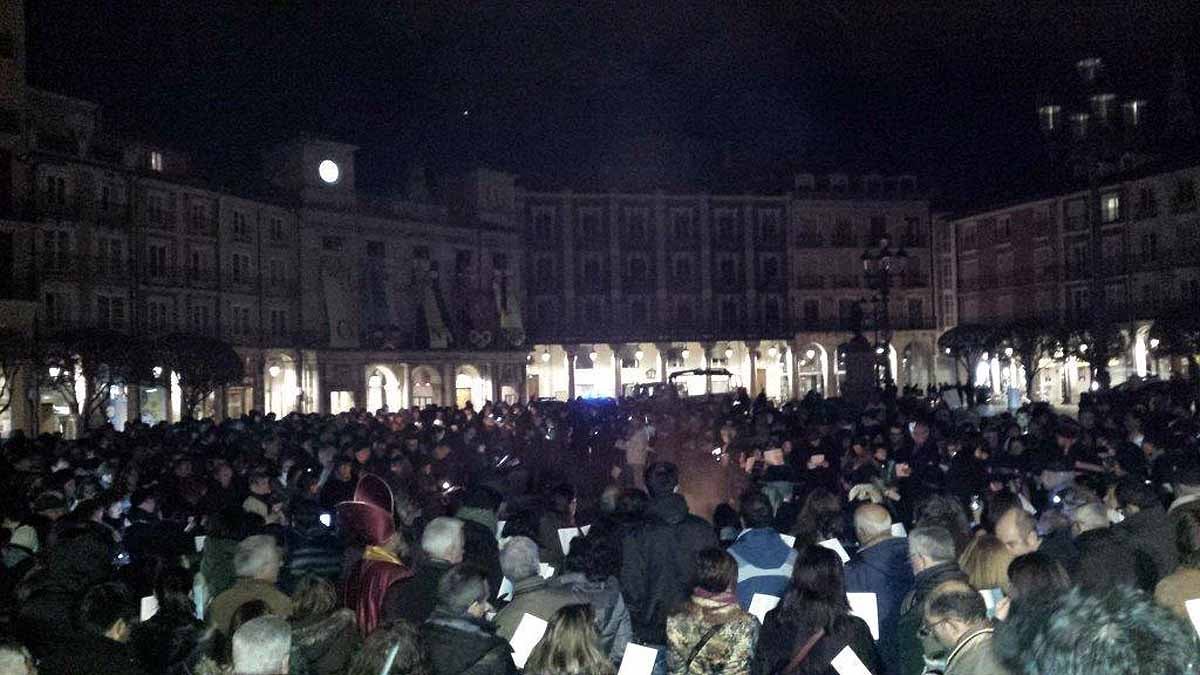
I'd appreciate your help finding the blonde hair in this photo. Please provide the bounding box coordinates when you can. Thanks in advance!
[959,533,1014,592]
[524,604,615,675]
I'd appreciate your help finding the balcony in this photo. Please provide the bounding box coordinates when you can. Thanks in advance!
[142,264,182,286]
[187,217,218,238]
[41,254,82,280]
[33,193,81,220]
[829,233,858,248]
[830,274,862,289]
[144,211,177,230]
[187,268,219,290]
[88,256,132,281]
[265,279,299,297]
[795,274,826,289]
[794,233,824,248]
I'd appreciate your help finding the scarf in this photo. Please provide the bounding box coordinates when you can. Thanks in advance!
[693,587,738,607]
[363,545,404,566]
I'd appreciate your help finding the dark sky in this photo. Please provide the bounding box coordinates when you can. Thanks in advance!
[25,1,1200,205]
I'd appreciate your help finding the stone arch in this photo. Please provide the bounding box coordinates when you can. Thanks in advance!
[410,365,443,408]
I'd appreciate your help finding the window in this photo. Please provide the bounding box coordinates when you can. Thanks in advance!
[96,295,127,331]
[676,302,693,325]
[997,216,1011,241]
[190,202,208,228]
[907,299,923,327]
[802,299,819,324]
[269,308,288,336]
[268,258,286,284]
[1069,287,1089,319]
[626,207,647,240]
[147,243,168,277]
[759,211,780,240]
[1174,179,1198,213]
[147,299,172,332]
[189,303,212,333]
[904,216,921,245]
[672,210,692,240]
[43,175,66,205]
[97,238,122,274]
[149,151,164,172]
[1069,242,1088,276]
[628,257,646,284]
[43,230,70,269]
[630,300,647,326]
[44,291,66,326]
[366,240,385,258]
[1035,247,1052,277]
[269,216,284,241]
[1137,186,1157,217]
[532,208,554,240]
[582,258,601,287]
[869,216,887,242]
[322,236,343,251]
[231,252,251,283]
[455,249,471,273]
[1066,199,1087,229]
[940,258,953,284]
[719,258,736,282]
[716,211,735,241]
[674,257,690,280]
[412,245,429,260]
[493,253,508,271]
[100,185,111,211]
[230,305,252,335]
[997,250,1014,278]
[764,298,781,325]
[579,210,600,242]
[147,193,164,223]
[1100,193,1121,223]
[838,299,857,328]
[232,211,249,239]
[961,223,977,250]
[1141,232,1158,262]
[720,300,738,327]
[941,296,956,325]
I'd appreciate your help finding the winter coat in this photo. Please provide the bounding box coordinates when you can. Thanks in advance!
[666,595,759,675]
[1115,505,1178,585]
[292,608,360,675]
[130,607,217,675]
[283,526,345,594]
[1074,528,1150,593]
[422,611,518,675]
[15,529,113,657]
[458,506,504,596]
[843,537,914,675]
[199,536,240,600]
[39,629,150,675]
[493,576,587,641]
[727,528,797,609]
[750,607,881,675]
[943,627,1010,675]
[382,558,454,625]
[552,572,633,664]
[621,494,718,644]
[895,562,967,675]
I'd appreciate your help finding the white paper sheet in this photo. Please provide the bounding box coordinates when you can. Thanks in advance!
[847,592,879,640]
[780,533,796,547]
[558,526,585,555]
[830,645,873,675]
[497,577,514,600]
[617,643,658,675]
[1185,598,1200,638]
[747,593,781,623]
[539,562,556,579]
[496,520,506,541]
[818,538,851,563]
[890,523,907,537]
[140,595,159,622]
[508,613,549,669]
[194,535,206,552]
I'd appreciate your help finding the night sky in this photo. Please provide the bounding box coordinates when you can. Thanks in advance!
[25,1,1200,206]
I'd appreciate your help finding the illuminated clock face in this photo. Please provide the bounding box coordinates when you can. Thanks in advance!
[318,159,340,184]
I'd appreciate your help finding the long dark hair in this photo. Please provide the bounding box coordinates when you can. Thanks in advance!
[791,488,843,548]
[776,545,849,630]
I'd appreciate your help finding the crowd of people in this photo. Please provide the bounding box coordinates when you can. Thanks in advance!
[1,381,1200,675]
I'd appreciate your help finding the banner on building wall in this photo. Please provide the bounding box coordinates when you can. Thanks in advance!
[494,275,525,346]
[322,267,359,348]
[362,263,396,329]
[423,275,451,349]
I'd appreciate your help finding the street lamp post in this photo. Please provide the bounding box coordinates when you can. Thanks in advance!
[862,237,908,386]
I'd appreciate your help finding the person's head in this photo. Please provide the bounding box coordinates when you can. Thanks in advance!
[923,580,989,651]
[499,536,541,582]
[1018,586,1200,675]
[1113,477,1160,515]
[346,620,431,675]
[79,582,136,643]
[548,483,577,518]
[957,534,1014,592]
[995,507,1041,557]
[1006,552,1071,604]
[563,535,620,582]
[0,639,36,675]
[644,462,679,499]
[434,565,491,619]
[459,485,503,515]
[1174,508,1200,570]
[420,517,465,564]
[912,421,930,446]
[738,490,774,530]
[248,472,272,496]
[232,616,292,675]
[913,493,971,553]
[290,575,338,622]
[853,503,893,547]
[154,566,198,617]
[1070,502,1110,536]
[691,547,738,594]
[234,535,284,583]
[908,526,957,575]
[524,604,613,675]
[785,544,849,609]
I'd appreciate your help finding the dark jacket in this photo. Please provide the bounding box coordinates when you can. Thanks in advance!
[199,536,240,600]
[552,572,633,663]
[1115,506,1177,586]
[382,558,454,625]
[130,607,216,675]
[751,609,881,675]
[283,526,345,593]
[895,562,968,675]
[843,537,914,675]
[458,506,504,596]
[621,494,718,645]
[40,630,150,675]
[15,530,113,657]
[422,611,518,675]
[1074,528,1150,593]
[292,608,361,675]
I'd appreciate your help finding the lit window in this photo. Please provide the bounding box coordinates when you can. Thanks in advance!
[1101,193,1121,223]
[150,151,163,172]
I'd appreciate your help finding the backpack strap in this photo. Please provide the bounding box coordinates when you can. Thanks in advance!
[684,622,727,673]
[781,628,826,675]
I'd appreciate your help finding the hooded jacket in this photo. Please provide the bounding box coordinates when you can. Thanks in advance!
[552,572,633,664]
[621,494,718,645]
[843,537,914,675]
[727,528,797,609]
[422,611,518,675]
[895,562,967,675]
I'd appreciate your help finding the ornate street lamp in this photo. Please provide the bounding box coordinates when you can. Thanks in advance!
[861,237,908,385]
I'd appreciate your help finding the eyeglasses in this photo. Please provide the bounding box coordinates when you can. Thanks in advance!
[918,618,952,638]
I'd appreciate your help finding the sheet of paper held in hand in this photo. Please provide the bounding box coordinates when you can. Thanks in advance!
[818,538,851,563]
[558,524,592,555]
[616,643,658,675]
[748,593,781,623]
[508,613,549,670]
[1185,598,1200,638]
[830,645,873,675]
[846,592,879,640]
[140,595,159,622]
